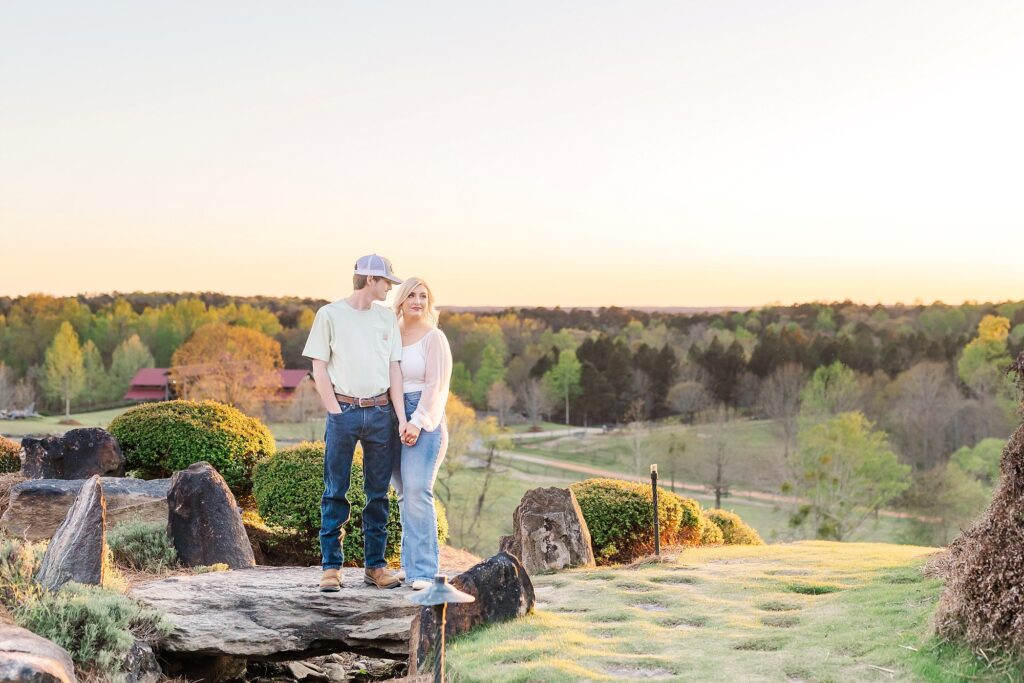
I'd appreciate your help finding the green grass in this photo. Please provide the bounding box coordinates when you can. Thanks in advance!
[0,407,130,438]
[514,418,787,491]
[506,421,572,434]
[446,542,1021,682]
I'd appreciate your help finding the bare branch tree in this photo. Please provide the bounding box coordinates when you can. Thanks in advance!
[759,363,807,457]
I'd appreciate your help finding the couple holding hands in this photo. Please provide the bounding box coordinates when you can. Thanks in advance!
[302,254,452,592]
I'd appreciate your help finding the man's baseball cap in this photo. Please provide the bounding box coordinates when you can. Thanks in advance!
[354,254,403,284]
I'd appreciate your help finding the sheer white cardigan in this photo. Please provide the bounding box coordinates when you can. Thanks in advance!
[403,327,453,432]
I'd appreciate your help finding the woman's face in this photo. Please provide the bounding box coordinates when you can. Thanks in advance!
[402,284,430,321]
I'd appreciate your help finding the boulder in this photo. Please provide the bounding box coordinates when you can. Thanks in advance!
[167,462,255,569]
[21,428,124,479]
[36,475,107,590]
[130,566,420,664]
[498,486,596,574]
[409,552,534,672]
[124,640,162,683]
[1,477,170,540]
[0,622,77,682]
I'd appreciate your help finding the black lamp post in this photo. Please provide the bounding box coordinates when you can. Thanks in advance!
[407,575,476,683]
[651,463,660,556]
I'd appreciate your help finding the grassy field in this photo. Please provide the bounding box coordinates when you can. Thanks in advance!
[0,408,129,438]
[447,541,1017,682]
[514,419,789,492]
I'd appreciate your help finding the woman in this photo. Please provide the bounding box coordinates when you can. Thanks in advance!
[391,276,452,590]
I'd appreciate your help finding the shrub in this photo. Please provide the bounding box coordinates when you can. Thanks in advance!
[0,537,44,607]
[705,509,764,545]
[108,399,275,491]
[0,436,20,473]
[700,516,725,545]
[253,441,449,567]
[673,493,705,546]
[569,478,687,564]
[16,582,169,678]
[108,521,178,573]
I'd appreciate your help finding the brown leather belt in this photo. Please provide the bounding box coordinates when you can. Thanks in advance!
[335,392,390,408]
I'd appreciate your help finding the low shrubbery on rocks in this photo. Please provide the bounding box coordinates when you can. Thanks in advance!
[253,441,449,566]
[108,521,179,573]
[108,399,275,492]
[0,536,168,680]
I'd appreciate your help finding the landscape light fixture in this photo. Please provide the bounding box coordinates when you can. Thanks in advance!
[407,574,476,683]
[651,463,661,556]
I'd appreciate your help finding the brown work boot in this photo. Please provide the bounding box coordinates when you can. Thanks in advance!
[364,567,401,589]
[319,568,342,592]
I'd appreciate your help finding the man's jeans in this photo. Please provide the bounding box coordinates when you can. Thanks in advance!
[390,391,446,582]
[321,402,397,570]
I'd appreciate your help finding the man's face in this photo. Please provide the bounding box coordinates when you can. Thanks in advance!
[368,276,392,301]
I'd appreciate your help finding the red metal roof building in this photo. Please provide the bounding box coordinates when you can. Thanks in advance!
[124,368,312,402]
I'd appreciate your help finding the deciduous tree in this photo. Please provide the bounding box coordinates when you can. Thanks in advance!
[42,321,85,416]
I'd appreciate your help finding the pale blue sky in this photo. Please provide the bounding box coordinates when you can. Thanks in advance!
[2,2,1023,306]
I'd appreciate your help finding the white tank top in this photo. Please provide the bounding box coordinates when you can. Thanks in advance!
[401,333,430,392]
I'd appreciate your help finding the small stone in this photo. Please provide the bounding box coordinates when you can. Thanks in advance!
[36,475,106,590]
[123,639,162,683]
[167,462,255,569]
[286,660,327,680]
[21,428,124,479]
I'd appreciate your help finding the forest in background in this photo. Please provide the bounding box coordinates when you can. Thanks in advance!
[1,292,1019,547]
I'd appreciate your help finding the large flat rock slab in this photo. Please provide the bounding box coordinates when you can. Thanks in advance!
[1,477,169,540]
[130,566,420,661]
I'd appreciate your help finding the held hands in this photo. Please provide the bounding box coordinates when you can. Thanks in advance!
[400,422,421,447]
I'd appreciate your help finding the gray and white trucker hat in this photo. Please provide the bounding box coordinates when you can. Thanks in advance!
[354,254,403,284]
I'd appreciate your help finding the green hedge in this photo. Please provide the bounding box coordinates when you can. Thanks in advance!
[253,441,449,567]
[705,509,764,545]
[0,436,20,473]
[570,478,699,563]
[108,400,275,492]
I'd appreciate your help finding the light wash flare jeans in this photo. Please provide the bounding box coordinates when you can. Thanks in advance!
[391,391,447,583]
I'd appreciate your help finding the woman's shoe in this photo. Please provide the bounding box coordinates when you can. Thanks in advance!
[411,579,431,591]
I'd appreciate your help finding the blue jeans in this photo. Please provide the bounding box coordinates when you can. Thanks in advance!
[391,391,446,583]
[321,401,397,570]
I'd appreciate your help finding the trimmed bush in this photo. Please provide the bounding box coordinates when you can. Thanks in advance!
[108,521,178,573]
[705,509,764,545]
[17,582,169,678]
[0,435,20,473]
[569,478,695,563]
[700,516,725,545]
[253,441,449,567]
[109,399,275,491]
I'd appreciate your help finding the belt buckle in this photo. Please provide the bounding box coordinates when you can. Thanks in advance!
[358,397,373,408]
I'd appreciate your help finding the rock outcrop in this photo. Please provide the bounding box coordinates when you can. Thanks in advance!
[167,462,255,569]
[36,475,107,590]
[1,477,170,540]
[130,566,420,665]
[498,486,596,573]
[21,428,125,479]
[0,623,77,682]
[410,552,534,671]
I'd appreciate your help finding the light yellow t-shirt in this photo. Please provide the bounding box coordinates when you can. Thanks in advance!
[302,299,402,398]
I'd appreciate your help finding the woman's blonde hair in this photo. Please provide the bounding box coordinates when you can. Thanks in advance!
[392,277,439,326]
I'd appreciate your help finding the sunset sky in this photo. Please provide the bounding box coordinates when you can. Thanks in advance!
[2,1,1023,307]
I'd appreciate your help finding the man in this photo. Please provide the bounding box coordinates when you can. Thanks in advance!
[303,254,405,591]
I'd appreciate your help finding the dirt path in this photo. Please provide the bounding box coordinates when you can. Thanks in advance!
[499,450,929,521]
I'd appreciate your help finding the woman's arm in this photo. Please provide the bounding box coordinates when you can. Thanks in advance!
[409,329,452,432]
